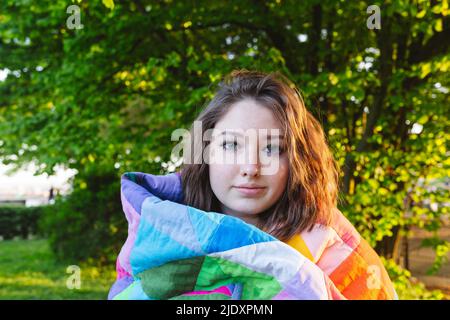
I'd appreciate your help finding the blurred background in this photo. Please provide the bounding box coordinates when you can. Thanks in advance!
[0,0,448,299]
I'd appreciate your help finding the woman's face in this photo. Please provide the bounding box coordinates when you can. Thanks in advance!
[208,98,289,227]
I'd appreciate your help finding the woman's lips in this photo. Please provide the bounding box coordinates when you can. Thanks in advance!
[233,186,267,197]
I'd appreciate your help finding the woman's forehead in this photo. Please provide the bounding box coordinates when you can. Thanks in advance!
[219,98,280,124]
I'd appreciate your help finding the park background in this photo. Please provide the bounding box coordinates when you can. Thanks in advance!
[0,0,448,299]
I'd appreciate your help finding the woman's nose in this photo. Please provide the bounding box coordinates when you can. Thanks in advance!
[240,164,260,177]
[239,144,261,176]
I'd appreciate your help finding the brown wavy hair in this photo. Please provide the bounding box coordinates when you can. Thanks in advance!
[180,69,339,242]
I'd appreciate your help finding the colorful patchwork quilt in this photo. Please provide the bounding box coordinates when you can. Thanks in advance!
[108,172,397,300]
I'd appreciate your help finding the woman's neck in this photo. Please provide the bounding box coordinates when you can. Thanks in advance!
[220,205,263,229]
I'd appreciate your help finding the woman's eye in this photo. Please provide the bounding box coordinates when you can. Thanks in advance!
[263,144,283,155]
[222,140,238,151]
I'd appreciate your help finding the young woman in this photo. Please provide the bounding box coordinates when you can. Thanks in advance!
[109,70,397,300]
[181,69,396,299]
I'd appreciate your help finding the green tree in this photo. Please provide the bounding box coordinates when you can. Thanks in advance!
[0,0,448,293]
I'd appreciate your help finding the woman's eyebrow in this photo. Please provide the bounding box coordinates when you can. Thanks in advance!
[220,130,243,136]
[219,131,286,143]
[220,130,283,138]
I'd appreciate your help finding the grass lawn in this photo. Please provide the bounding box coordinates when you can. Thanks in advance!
[0,239,116,299]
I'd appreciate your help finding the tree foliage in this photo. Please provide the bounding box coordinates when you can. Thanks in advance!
[0,0,448,286]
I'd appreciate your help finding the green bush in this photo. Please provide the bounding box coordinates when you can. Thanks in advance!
[0,205,45,240]
[39,170,127,265]
[382,258,448,300]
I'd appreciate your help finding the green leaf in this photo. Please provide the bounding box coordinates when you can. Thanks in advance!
[102,0,115,10]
